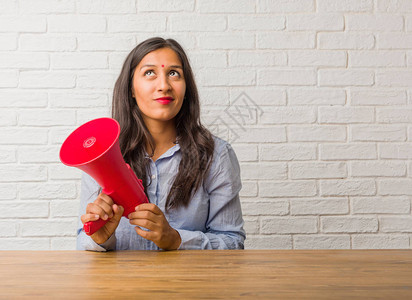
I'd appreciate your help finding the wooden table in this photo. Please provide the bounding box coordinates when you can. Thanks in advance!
[1,250,411,299]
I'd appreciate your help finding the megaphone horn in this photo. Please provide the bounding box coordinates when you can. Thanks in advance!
[59,117,149,236]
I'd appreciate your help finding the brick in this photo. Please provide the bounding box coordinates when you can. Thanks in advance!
[380,217,412,233]
[0,0,18,13]
[0,53,49,69]
[377,108,412,123]
[48,15,105,33]
[0,149,15,164]
[243,217,260,235]
[198,88,229,106]
[230,89,287,106]
[352,234,410,249]
[290,198,348,215]
[0,128,47,145]
[191,51,227,69]
[19,182,77,200]
[258,69,316,86]
[198,33,255,50]
[108,15,166,32]
[229,51,287,67]
[261,144,317,161]
[319,70,374,86]
[232,144,258,162]
[19,110,75,126]
[0,91,47,108]
[377,71,412,87]
[239,181,258,197]
[319,33,374,49]
[351,161,406,177]
[351,125,406,142]
[261,107,316,124]
[258,0,315,13]
[48,165,82,180]
[346,14,403,31]
[0,202,48,218]
[0,165,47,182]
[380,144,412,159]
[259,181,317,197]
[0,111,16,126]
[262,217,318,234]
[0,239,50,250]
[350,89,407,106]
[19,0,75,13]
[294,235,350,249]
[289,50,346,67]
[349,51,405,67]
[20,35,76,51]
[199,68,255,86]
[49,92,108,108]
[320,179,376,196]
[377,0,412,13]
[321,216,378,233]
[377,33,412,49]
[0,34,17,50]
[76,109,111,125]
[287,14,343,31]
[77,72,118,89]
[241,163,287,180]
[21,219,77,237]
[231,127,286,143]
[51,238,76,250]
[0,16,46,33]
[241,200,289,216]
[378,179,412,195]
[229,15,284,31]
[318,0,373,12]
[138,0,194,12]
[18,146,60,163]
[290,162,347,179]
[20,72,75,89]
[244,235,292,250]
[319,107,374,123]
[51,53,107,70]
[352,196,410,214]
[50,200,79,218]
[0,71,17,87]
[78,0,136,13]
[77,35,135,51]
[288,125,346,142]
[258,32,316,49]
[170,15,226,31]
[288,88,346,105]
[49,128,77,145]
[198,0,255,13]
[0,222,17,237]
[319,143,377,160]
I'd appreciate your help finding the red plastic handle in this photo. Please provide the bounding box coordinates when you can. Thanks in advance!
[83,218,109,236]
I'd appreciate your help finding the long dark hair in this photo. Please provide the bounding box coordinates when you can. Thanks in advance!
[112,37,214,212]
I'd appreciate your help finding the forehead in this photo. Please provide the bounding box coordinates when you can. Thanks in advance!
[139,48,182,66]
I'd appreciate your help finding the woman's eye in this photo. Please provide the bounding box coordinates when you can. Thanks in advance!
[169,70,180,77]
[144,70,155,76]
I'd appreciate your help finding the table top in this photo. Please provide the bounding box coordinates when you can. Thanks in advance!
[1,250,411,299]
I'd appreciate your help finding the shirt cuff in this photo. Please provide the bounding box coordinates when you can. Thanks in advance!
[76,229,116,252]
[175,228,211,250]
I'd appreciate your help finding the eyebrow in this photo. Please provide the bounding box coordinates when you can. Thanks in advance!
[140,64,183,70]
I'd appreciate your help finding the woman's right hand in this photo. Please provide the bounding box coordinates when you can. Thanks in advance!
[80,192,124,245]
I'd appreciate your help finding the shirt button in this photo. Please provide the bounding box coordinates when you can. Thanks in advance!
[151,175,156,179]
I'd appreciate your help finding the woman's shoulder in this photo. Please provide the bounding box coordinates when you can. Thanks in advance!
[209,135,239,171]
[211,135,233,156]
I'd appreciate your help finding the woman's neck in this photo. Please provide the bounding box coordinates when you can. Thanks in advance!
[144,118,177,160]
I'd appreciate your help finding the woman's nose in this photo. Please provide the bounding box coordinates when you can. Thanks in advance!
[157,73,171,91]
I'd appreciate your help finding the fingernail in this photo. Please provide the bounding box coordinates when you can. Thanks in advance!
[103,214,108,220]
[135,206,139,211]
[94,214,100,220]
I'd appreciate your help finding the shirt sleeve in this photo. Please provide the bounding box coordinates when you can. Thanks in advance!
[176,141,246,250]
[76,172,117,252]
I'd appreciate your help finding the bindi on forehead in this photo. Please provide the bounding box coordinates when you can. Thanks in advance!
[162,65,164,68]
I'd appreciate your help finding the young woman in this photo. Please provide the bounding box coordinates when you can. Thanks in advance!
[77,37,245,251]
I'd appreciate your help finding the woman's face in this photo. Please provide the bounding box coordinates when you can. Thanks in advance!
[131,47,186,125]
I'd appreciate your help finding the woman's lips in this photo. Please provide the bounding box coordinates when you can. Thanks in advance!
[155,97,174,105]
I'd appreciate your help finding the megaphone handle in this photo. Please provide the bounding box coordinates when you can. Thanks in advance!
[83,218,109,236]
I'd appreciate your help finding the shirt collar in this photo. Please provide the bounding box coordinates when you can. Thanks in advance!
[144,142,181,160]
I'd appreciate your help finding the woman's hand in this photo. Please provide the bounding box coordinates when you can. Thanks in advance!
[80,192,124,245]
[128,203,181,250]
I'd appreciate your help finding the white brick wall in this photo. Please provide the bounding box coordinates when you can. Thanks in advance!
[1,0,411,250]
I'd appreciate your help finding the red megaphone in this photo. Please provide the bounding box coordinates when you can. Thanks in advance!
[59,117,149,236]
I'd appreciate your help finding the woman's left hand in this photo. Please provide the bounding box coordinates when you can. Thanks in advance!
[128,203,181,250]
